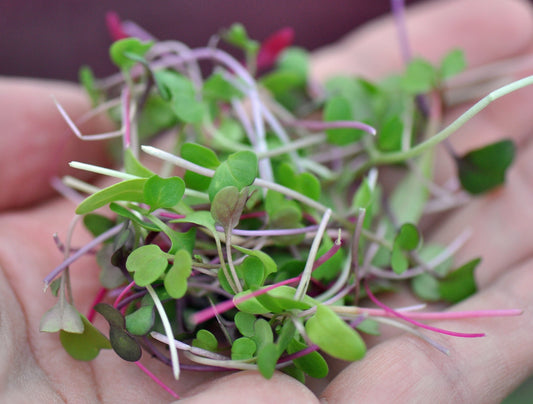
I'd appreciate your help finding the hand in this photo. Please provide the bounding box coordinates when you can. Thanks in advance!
[1,0,532,403]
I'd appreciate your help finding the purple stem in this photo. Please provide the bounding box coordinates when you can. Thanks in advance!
[390,0,412,64]
[116,290,148,310]
[44,223,124,287]
[278,344,319,363]
[121,87,131,149]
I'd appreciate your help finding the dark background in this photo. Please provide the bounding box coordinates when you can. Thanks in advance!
[1,0,422,81]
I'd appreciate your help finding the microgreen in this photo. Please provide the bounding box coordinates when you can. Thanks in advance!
[41,5,530,398]
[457,139,515,194]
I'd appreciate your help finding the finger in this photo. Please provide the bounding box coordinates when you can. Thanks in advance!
[321,258,533,404]
[178,370,319,404]
[310,0,533,81]
[0,77,114,211]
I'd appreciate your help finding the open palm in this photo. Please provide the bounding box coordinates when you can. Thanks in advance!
[1,1,533,402]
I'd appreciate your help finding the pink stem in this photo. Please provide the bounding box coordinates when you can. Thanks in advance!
[192,276,301,324]
[113,281,137,308]
[364,282,485,338]
[135,362,179,399]
[313,240,342,269]
[87,288,108,322]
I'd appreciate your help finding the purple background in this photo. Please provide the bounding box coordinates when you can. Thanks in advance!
[1,0,422,81]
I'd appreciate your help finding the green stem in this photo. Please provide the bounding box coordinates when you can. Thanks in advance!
[369,74,533,165]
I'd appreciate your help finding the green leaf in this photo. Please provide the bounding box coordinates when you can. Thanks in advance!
[395,223,421,251]
[439,258,480,303]
[76,179,147,215]
[402,58,438,94]
[355,319,381,336]
[182,142,220,191]
[457,139,515,195]
[172,211,217,235]
[249,286,314,315]
[203,73,243,101]
[391,243,409,275]
[288,338,329,379]
[125,305,155,336]
[60,315,111,361]
[305,305,366,361]
[207,151,258,200]
[124,148,155,178]
[78,65,99,106]
[257,342,279,379]
[233,245,278,278]
[182,142,220,165]
[231,337,257,360]
[223,23,259,53]
[252,318,274,352]
[261,70,305,97]
[411,273,441,301]
[234,312,256,337]
[154,70,206,123]
[110,38,152,71]
[234,293,269,315]
[143,175,185,211]
[164,249,192,298]
[278,47,309,78]
[377,115,404,152]
[148,217,196,255]
[239,256,265,288]
[323,96,364,145]
[83,214,115,238]
[440,49,466,80]
[192,329,218,352]
[126,244,168,287]
[264,191,304,245]
[109,203,160,232]
[210,186,248,230]
[40,302,84,334]
[137,95,178,138]
[275,162,321,201]
[276,320,296,354]
[324,76,374,122]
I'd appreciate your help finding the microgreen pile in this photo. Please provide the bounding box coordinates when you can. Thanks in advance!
[40,8,531,399]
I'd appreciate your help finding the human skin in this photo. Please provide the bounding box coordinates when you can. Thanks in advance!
[1,0,533,402]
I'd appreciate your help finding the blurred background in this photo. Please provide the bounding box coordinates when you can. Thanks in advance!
[0,0,422,81]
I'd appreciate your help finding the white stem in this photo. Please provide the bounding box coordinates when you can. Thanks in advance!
[146,285,180,379]
[295,209,332,300]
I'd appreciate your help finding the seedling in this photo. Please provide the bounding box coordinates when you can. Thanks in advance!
[40,4,530,399]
